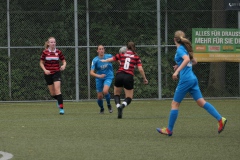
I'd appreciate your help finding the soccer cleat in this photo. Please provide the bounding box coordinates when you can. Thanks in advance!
[117,105,124,119]
[117,107,122,119]
[156,128,173,136]
[107,105,113,113]
[99,108,104,114]
[218,117,227,134]
[59,108,64,115]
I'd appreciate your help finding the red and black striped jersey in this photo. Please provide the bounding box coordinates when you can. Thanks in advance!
[113,50,142,75]
[40,48,65,74]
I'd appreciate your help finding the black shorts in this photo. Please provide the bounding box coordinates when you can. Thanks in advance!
[114,72,134,90]
[44,71,62,85]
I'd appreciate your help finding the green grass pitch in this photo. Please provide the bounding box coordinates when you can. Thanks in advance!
[0,99,239,160]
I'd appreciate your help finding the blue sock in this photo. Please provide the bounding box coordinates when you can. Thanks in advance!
[105,93,111,106]
[97,99,103,109]
[167,109,179,132]
[203,102,222,121]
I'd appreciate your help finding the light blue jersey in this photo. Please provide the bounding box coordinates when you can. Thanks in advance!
[91,54,114,92]
[173,45,202,103]
[174,45,197,82]
[91,54,114,79]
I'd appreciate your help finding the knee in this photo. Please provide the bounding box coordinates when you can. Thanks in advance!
[171,101,179,109]
[196,98,206,107]
[55,90,61,95]
[102,90,109,95]
[97,94,103,99]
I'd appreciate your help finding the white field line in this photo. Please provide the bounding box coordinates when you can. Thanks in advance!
[0,151,13,160]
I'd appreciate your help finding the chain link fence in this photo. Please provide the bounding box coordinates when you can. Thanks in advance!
[0,0,239,101]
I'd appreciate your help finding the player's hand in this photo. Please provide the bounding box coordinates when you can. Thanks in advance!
[44,70,51,75]
[98,74,106,78]
[173,65,178,71]
[143,78,148,84]
[172,71,178,80]
[60,65,66,71]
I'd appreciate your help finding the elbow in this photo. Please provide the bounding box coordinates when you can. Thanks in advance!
[39,60,43,66]
[192,59,197,65]
[138,66,142,70]
[90,70,95,76]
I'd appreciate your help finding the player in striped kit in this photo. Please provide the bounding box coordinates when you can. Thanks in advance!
[40,37,66,115]
[101,42,148,119]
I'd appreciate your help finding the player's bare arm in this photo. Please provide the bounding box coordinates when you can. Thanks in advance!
[101,57,114,62]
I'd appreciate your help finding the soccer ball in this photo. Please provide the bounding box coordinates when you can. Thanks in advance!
[119,46,127,53]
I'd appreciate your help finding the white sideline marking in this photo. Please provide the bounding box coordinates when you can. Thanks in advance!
[0,151,13,160]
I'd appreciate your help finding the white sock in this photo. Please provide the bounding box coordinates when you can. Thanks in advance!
[116,104,121,108]
[122,102,127,107]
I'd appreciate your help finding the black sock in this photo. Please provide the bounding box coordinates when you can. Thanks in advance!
[114,95,121,105]
[52,95,58,100]
[56,94,63,108]
[122,97,132,107]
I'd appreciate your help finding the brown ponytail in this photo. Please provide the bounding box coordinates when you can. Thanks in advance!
[127,41,136,53]
[174,31,193,60]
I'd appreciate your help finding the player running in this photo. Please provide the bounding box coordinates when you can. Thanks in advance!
[40,37,66,115]
[90,45,114,114]
[156,30,227,136]
[101,42,148,119]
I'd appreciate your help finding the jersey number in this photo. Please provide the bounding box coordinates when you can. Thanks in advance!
[124,58,131,69]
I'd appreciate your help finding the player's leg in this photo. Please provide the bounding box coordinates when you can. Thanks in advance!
[196,98,227,133]
[97,92,104,114]
[114,86,123,119]
[157,81,188,136]
[168,100,180,131]
[192,84,221,120]
[48,85,55,97]
[53,81,62,107]
[52,72,64,115]
[114,86,122,108]
[96,79,104,114]
[115,73,134,119]
[198,98,221,120]
[114,73,124,108]
[45,73,61,111]
[114,73,125,118]
[122,89,133,108]
[45,74,56,98]
[191,79,227,133]
[53,81,64,115]
[121,73,134,108]
[103,78,113,113]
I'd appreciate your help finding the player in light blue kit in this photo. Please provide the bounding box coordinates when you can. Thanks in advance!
[156,30,227,136]
[90,45,114,114]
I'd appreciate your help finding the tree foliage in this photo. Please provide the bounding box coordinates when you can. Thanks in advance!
[0,0,238,100]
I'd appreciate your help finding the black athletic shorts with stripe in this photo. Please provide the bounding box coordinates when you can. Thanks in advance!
[114,72,134,90]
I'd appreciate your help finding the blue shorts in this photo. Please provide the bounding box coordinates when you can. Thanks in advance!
[173,78,203,103]
[96,78,113,93]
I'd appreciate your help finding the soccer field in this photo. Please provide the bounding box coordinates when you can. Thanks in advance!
[0,99,239,160]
